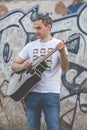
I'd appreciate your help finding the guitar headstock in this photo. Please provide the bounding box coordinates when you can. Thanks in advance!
[65,33,80,44]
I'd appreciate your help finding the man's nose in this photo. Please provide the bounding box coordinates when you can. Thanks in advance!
[34,29,39,34]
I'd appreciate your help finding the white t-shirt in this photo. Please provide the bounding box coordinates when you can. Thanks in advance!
[19,38,68,94]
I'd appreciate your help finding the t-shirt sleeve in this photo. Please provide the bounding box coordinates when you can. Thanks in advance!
[18,44,30,60]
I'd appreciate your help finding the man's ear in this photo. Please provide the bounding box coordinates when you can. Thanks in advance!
[47,24,52,31]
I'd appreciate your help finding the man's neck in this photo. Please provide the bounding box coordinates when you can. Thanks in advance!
[40,35,52,43]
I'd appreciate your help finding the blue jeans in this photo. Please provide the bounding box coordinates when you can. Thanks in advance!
[24,92,60,130]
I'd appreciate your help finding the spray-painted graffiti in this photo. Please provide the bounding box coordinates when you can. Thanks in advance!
[55,2,87,129]
[0,2,87,130]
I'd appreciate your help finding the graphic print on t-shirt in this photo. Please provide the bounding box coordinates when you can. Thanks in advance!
[33,49,39,60]
[33,48,53,72]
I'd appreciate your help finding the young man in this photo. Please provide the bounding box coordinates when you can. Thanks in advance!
[11,14,69,130]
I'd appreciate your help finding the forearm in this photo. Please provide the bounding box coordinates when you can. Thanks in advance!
[12,58,32,73]
[12,62,25,73]
[60,49,69,72]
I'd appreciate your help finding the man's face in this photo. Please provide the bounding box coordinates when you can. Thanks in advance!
[33,20,51,39]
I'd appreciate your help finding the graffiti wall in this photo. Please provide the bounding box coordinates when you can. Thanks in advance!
[0,0,87,130]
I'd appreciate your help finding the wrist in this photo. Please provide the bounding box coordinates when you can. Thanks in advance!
[59,48,65,54]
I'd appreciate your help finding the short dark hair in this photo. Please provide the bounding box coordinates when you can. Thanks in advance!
[34,14,52,28]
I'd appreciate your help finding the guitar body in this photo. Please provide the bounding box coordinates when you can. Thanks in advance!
[7,61,48,101]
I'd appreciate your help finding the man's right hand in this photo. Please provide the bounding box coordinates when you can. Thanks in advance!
[22,60,32,70]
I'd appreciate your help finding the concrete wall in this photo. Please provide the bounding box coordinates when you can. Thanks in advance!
[0,0,87,130]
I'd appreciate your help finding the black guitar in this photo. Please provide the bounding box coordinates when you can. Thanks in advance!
[7,34,80,101]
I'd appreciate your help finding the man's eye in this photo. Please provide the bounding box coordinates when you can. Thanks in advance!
[37,27,41,30]
[34,27,41,30]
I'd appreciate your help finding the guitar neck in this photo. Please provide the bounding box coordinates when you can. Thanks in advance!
[39,46,57,62]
